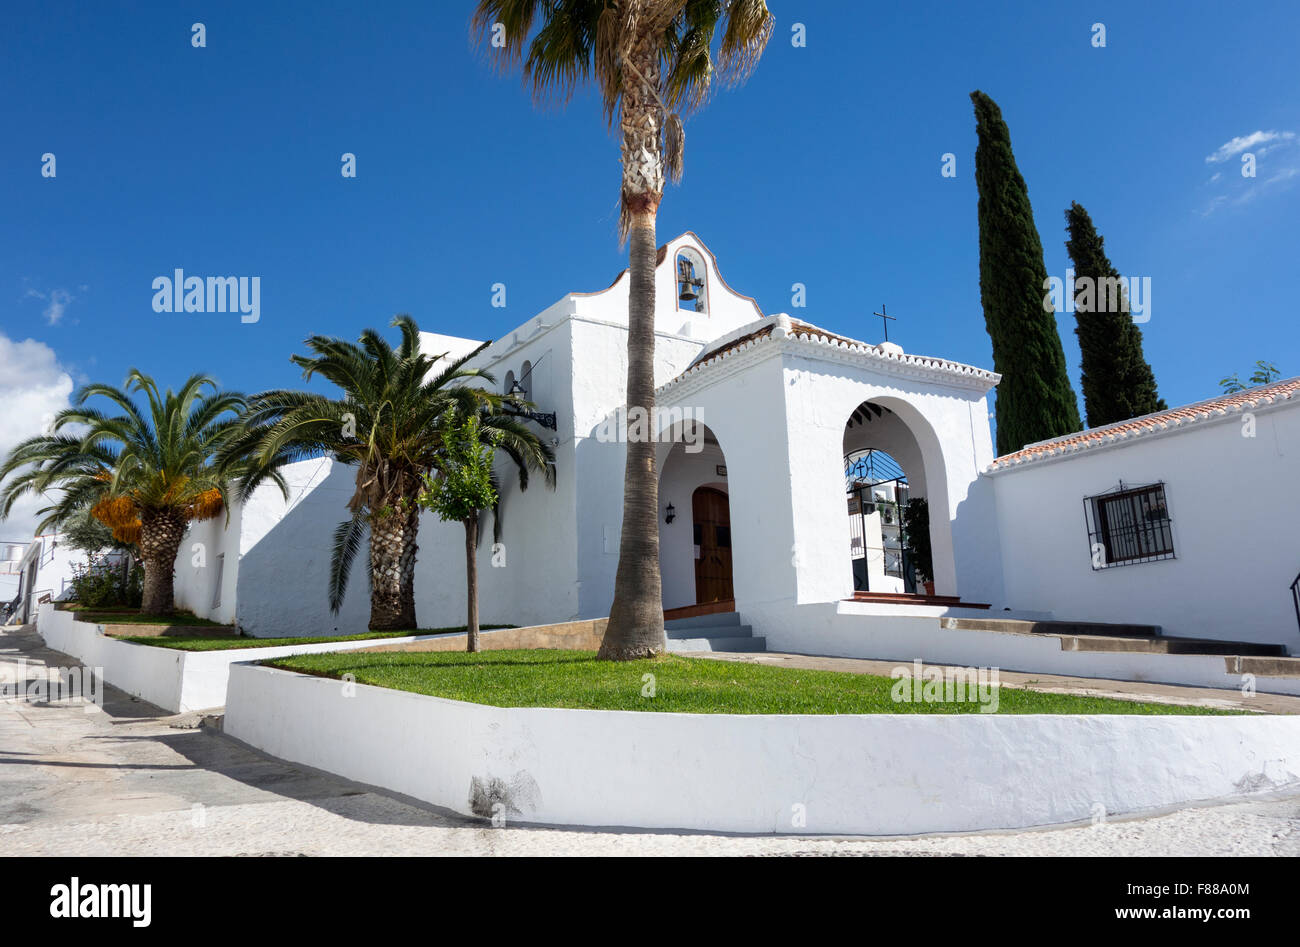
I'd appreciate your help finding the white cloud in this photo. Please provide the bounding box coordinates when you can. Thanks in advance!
[1205,130,1296,164]
[23,286,76,326]
[0,334,76,543]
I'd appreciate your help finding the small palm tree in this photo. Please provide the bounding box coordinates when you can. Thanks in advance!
[474,0,774,659]
[226,314,553,631]
[0,371,250,615]
[419,406,553,652]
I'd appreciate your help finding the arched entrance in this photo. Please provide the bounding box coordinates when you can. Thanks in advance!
[841,398,951,598]
[657,422,734,611]
[844,448,912,594]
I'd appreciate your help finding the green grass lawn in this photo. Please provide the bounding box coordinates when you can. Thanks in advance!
[120,624,513,651]
[263,648,1238,715]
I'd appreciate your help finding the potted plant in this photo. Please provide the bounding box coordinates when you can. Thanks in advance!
[902,497,934,595]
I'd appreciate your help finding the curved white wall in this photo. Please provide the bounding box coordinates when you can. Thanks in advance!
[226,662,1300,836]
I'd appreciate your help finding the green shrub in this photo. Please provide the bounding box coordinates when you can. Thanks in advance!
[69,553,139,608]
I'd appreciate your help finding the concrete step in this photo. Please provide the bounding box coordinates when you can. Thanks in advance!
[665,612,741,632]
[1062,635,1288,657]
[667,635,766,653]
[1230,655,1300,678]
[941,616,1286,658]
[667,622,752,641]
[942,617,1161,638]
[852,592,991,609]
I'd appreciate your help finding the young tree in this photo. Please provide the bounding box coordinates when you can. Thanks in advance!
[971,90,1082,454]
[418,412,502,653]
[1220,360,1282,394]
[0,372,247,615]
[1065,201,1165,425]
[473,0,774,660]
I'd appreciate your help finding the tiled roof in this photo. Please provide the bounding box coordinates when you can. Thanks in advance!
[988,376,1300,471]
[661,316,999,394]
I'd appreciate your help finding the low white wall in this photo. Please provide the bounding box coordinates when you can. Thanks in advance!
[225,662,1300,835]
[745,600,1300,697]
[35,602,447,713]
[37,604,187,711]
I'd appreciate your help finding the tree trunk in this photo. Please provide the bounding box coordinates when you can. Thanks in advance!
[138,509,185,616]
[368,500,419,631]
[464,511,479,653]
[599,40,668,660]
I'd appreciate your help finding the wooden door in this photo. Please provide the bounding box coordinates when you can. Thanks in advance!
[693,487,734,604]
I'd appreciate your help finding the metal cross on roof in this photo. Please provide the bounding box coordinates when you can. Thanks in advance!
[873,304,896,343]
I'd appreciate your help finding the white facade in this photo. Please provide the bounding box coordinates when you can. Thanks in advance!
[157,233,1299,667]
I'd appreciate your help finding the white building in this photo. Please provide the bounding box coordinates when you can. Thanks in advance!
[6,533,90,624]
[166,233,1300,675]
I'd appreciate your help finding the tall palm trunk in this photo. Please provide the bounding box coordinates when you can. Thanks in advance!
[138,508,185,616]
[368,500,419,630]
[599,38,667,660]
[464,510,480,653]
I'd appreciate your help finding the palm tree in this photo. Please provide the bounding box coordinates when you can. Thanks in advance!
[0,371,250,615]
[225,314,552,631]
[473,0,774,659]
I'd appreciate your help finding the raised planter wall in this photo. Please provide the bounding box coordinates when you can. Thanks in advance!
[35,606,613,713]
[225,661,1300,836]
[36,603,453,713]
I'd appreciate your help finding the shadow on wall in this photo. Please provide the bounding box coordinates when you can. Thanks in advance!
[236,462,373,637]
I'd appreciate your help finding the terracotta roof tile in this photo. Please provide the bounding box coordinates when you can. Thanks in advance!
[989,376,1300,470]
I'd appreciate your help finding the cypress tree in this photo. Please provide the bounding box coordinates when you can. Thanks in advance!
[971,91,1082,455]
[1065,201,1166,426]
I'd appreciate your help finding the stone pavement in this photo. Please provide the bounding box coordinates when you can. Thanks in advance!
[4,624,1300,856]
[691,650,1300,714]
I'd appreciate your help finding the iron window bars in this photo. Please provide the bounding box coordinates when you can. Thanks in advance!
[1083,481,1175,570]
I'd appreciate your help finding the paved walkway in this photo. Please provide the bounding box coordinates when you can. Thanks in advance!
[691,650,1300,714]
[4,625,1300,856]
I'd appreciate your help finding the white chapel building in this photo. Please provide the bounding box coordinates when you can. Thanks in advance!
[165,233,1300,687]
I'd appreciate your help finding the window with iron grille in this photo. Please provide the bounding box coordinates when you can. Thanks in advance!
[1083,482,1175,569]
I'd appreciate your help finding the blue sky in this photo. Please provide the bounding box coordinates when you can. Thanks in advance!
[2,0,1297,456]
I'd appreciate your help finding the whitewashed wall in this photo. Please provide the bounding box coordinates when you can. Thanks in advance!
[990,400,1300,648]
[413,233,764,627]
[226,661,1300,835]
[656,330,1004,632]
[173,504,240,625]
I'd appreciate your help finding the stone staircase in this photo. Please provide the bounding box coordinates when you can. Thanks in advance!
[665,611,765,653]
[940,616,1290,659]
